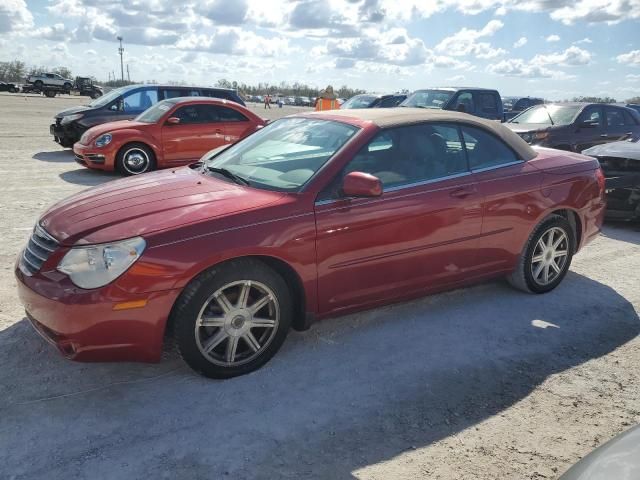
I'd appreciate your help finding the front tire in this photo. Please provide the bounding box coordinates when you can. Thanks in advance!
[172,259,293,379]
[116,143,156,175]
[508,214,574,293]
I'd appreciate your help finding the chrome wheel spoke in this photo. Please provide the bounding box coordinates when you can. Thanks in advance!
[243,331,261,352]
[215,292,233,313]
[250,317,276,328]
[237,281,251,308]
[536,238,546,252]
[203,330,228,353]
[533,262,544,279]
[550,260,561,274]
[225,337,239,363]
[552,235,565,250]
[249,294,271,315]
[546,230,554,248]
[554,249,567,258]
[543,264,550,283]
[199,316,226,328]
[532,254,544,263]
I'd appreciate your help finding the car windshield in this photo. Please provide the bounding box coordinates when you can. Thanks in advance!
[510,105,581,125]
[401,90,454,109]
[88,85,136,108]
[341,95,378,109]
[135,99,178,123]
[205,118,359,191]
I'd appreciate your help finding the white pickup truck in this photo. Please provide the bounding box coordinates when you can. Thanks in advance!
[26,73,74,90]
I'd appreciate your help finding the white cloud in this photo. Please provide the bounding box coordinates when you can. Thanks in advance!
[626,74,640,81]
[574,37,592,44]
[545,34,560,42]
[617,50,640,66]
[0,0,33,33]
[513,37,527,48]
[435,20,506,59]
[532,46,592,66]
[486,58,574,79]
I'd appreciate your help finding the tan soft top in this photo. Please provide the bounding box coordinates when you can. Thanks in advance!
[306,107,537,161]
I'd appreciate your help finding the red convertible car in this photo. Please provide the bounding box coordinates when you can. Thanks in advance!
[73,97,265,175]
[16,109,606,378]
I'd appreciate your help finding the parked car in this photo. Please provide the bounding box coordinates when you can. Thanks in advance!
[502,96,544,121]
[0,81,19,93]
[401,87,504,120]
[341,93,408,109]
[559,425,640,479]
[294,96,311,107]
[583,137,640,220]
[73,97,266,175]
[16,108,605,378]
[51,84,246,148]
[506,103,640,152]
[27,72,74,91]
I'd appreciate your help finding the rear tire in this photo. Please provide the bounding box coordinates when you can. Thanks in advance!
[508,214,575,294]
[172,259,293,379]
[34,80,43,89]
[44,90,56,98]
[116,143,156,175]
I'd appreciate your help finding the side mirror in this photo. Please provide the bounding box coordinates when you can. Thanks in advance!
[342,172,383,198]
[166,117,181,125]
[456,104,466,113]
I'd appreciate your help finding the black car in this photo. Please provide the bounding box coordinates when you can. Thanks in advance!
[50,84,245,148]
[0,81,19,93]
[341,93,407,109]
[401,87,504,121]
[506,103,640,152]
[583,138,640,220]
[502,96,544,121]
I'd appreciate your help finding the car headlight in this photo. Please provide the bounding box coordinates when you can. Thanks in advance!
[60,113,84,125]
[57,237,146,289]
[95,133,112,147]
[520,132,533,144]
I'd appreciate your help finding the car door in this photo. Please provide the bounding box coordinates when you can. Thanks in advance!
[162,104,227,163]
[450,91,476,116]
[462,125,545,273]
[217,105,256,143]
[604,107,636,141]
[574,106,605,151]
[473,92,501,120]
[314,122,483,314]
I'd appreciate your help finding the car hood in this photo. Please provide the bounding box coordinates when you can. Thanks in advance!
[582,140,640,160]
[55,105,92,119]
[559,425,640,480]
[39,167,285,245]
[81,120,148,141]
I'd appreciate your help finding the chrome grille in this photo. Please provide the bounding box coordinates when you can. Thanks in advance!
[20,224,59,275]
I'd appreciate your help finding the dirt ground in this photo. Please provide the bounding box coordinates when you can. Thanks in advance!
[0,92,639,480]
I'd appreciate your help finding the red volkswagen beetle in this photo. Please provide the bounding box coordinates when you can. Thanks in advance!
[17,109,606,378]
[73,97,266,175]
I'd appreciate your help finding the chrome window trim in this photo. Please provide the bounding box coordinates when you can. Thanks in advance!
[314,170,472,206]
[470,160,525,174]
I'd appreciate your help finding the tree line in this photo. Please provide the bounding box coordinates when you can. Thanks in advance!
[0,58,637,103]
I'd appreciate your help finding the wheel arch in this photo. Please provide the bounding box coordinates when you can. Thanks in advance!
[165,254,309,339]
[116,138,160,160]
[548,208,582,251]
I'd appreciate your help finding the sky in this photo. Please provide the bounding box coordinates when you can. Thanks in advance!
[1,0,639,100]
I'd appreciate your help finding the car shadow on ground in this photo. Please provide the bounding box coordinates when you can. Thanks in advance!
[0,273,637,479]
[32,150,74,163]
[602,221,640,245]
[58,168,120,186]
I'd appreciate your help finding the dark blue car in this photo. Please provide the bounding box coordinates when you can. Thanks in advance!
[401,87,504,121]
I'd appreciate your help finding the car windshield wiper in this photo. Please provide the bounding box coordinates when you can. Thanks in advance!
[543,107,555,125]
[206,166,250,186]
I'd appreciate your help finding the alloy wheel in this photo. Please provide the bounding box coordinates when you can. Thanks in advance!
[530,226,569,286]
[122,148,149,174]
[194,280,280,367]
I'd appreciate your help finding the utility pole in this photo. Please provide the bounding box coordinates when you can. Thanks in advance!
[117,36,124,82]
[127,64,130,82]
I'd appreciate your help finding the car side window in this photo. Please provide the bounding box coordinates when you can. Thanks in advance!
[163,89,187,99]
[217,106,248,122]
[122,89,159,112]
[173,105,208,124]
[462,125,519,171]
[454,92,475,114]
[605,108,625,127]
[578,107,603,127]
[476,93,499,116]
[622,110,638,125]
[343,123,468,190]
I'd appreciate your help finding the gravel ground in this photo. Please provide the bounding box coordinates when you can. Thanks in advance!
[0,92,639,480]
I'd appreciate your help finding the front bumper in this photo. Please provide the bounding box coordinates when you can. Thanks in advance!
[15,259,181,363]
[50,122,83,148]
[73,142,117,171]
